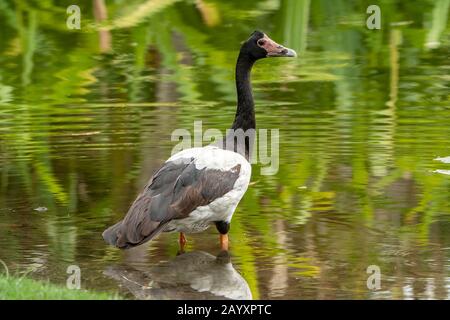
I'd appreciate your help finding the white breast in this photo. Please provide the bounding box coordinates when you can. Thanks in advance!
[166,146,252,233]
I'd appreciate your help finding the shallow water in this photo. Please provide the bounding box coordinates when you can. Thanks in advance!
[0,0,449,299]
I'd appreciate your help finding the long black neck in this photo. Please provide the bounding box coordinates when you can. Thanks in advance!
[215,52,256,160]
[231,52,256,131]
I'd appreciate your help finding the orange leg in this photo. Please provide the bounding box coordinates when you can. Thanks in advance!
[179,232,187,253]
[220,233,229,251]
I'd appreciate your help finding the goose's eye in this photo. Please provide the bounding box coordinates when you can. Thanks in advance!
[257,39,266,46]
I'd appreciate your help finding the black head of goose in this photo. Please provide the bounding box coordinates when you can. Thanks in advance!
[102,31,296,251]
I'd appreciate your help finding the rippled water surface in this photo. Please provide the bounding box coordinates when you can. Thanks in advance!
[0,0,449,299]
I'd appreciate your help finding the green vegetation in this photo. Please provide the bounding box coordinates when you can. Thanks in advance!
[0,275,120,300]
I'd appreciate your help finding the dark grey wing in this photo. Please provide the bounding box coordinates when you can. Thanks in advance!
[102,158,241,249]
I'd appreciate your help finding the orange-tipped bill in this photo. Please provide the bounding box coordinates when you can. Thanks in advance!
[257,34,297,58]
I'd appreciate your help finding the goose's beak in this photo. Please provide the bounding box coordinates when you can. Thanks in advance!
[268,47,297,58]
[259,34,297,58]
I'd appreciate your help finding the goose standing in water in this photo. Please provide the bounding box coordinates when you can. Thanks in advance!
[103,31,296,251]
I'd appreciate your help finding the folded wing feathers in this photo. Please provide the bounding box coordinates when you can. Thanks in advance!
[104,155,242,249]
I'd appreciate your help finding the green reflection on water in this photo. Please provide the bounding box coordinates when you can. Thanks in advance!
[0,0,449,299]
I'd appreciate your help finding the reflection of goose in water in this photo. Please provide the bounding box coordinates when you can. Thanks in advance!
[104,251,252,300]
